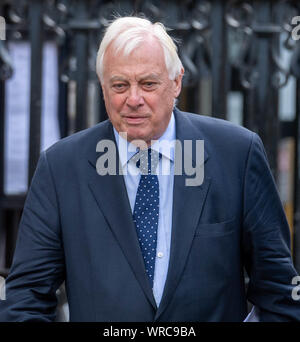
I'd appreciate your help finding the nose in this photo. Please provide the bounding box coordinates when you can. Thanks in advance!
[126,86,144,109]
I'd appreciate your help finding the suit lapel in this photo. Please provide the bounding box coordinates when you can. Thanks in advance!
[155,109,211,320]
[87,121,157,310]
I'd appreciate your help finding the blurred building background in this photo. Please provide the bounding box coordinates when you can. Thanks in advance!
[0,0,300,319]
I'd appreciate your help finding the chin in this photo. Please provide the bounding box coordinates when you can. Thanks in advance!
[127,130,150,142]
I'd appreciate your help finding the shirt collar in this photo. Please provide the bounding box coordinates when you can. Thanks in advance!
[113,112,176,168]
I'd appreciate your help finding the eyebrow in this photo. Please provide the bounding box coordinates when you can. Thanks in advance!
[109,73,162,84]
[109,76,127,83]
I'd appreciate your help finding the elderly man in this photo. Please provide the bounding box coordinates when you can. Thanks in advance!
[0,16,299,322]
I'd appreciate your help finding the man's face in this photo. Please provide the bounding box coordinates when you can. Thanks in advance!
[101,36,183,145]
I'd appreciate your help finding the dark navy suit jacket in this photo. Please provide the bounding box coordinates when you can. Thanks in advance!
[1,108,299,321]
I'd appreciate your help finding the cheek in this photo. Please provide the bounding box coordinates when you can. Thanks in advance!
[146,92,168,108]
[155,89,175,113]
[105,93,125,113]
[145,90,173,113]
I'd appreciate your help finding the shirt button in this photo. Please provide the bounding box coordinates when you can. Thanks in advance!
[157,252,164,258]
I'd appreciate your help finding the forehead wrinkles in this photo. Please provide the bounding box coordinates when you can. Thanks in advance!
[104,45,167,84]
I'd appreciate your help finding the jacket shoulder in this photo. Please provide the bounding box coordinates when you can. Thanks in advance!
[177,110,256,147]
[184,111,253,138]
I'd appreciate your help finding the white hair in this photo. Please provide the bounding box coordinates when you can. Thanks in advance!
[96,16,183,82]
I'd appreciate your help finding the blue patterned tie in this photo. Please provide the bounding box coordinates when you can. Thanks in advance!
[132,148,160,288]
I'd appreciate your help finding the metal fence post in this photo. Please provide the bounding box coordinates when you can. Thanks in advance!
[74,0,89,132]
[211,0,229,119]
[294,80,300,273]
[28,0,44,184]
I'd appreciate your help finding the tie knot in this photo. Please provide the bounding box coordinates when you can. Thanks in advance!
[132,148,161,175]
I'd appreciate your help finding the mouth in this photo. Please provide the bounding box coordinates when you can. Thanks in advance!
[123,115,149,125]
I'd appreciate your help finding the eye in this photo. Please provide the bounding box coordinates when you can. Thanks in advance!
[112,83,127,92]
[142,82,157,89]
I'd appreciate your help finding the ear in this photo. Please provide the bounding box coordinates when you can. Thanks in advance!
[173,67,184,98]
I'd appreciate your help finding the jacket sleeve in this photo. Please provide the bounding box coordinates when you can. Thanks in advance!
[242,133,300,321]
[0,151,65,322]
